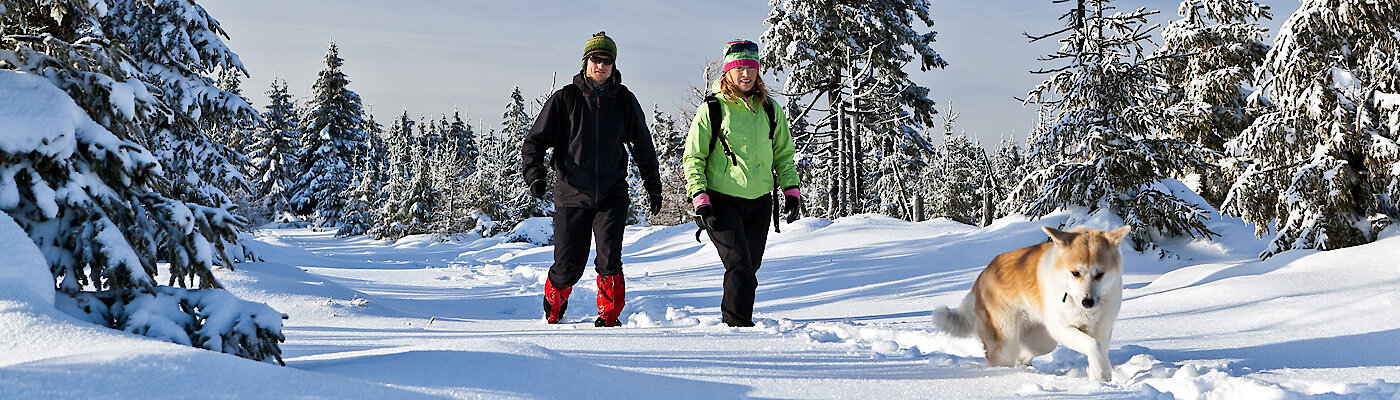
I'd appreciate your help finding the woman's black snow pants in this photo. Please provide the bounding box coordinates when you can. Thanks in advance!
[705,192,772,326]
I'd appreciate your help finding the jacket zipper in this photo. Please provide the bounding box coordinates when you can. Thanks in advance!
[592,87,600,206]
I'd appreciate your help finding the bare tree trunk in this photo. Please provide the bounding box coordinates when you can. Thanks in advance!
[834,106,846,217]
[914,195,925,222]
[980,175,993,227]
[845,113,856,213]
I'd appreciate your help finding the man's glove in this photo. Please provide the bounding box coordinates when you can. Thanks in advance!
[693,193,718,231]
[782,187,802,223]
[529,179,546,199]
[648,193,663,217]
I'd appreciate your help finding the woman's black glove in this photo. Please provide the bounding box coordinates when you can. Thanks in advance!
[694,204,718,231]
[783,194,801,223]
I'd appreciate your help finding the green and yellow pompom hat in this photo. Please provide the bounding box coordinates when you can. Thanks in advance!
[722,39,760,74]
[582,31,617,69]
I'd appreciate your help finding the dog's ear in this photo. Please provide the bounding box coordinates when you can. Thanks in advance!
[1106,225,1131,246]
[1042,226,1077,247]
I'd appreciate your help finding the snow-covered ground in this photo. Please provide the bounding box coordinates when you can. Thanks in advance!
[3,212,1400,399]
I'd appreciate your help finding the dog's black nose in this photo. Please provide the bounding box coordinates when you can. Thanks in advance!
[1081,298,1096,308]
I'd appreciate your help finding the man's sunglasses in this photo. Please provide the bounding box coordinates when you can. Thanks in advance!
[726,41,759,54]
[588,55,614,66]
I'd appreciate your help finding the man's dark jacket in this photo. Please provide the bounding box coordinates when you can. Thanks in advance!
[522,70,662,208]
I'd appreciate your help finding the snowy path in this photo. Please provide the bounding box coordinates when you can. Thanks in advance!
[207,216,1400,399]
[7,215,1399,399]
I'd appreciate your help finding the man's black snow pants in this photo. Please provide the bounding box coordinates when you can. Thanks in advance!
[705,192,773,326]
[547,199,629,289]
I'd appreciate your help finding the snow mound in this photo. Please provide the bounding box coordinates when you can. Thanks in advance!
[0,211,53,305]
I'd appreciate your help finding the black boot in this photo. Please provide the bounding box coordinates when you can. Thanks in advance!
[722,315,754,327]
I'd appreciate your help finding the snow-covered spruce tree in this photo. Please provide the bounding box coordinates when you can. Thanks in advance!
[762,0,948,218]
[247,77,301,221]
[212,68,255,155]
[1011,0,1217,251]
[1156,0,1272,206]
[370,111,415,240]
[391,137,439,238]
[989,135,1026,220]
[336,108,386,237]
[785,95,831,217]
[470,129,516,234]
[648,104,692,226]
[430,128,476,236]
[1223,0,1400,257]
[497,86,547,227]
[934,132,989,226]
[441,109,478,175]
[289,41,369,228]
[336,130,383,237]
[871,113,936,221]
[0,0,283,363]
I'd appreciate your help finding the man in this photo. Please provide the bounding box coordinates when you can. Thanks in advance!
[521,31,663,327]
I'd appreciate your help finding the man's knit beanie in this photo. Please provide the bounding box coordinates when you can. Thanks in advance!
[582,31,617,69]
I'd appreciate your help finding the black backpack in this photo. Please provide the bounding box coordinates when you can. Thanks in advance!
[703,94,776,166]
[701,94,789,234]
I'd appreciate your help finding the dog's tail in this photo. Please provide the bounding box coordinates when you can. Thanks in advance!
[932,292,976,337]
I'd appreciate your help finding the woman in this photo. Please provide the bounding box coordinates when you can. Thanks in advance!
[683,39,801,327]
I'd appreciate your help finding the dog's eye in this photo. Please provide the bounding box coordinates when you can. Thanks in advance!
[1071,271,1081,278]
[1094,272,1105,280]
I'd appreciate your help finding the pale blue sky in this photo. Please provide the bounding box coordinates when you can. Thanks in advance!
[201,0,1296,146]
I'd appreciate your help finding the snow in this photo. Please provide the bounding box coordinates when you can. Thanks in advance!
[0,212,53,306]
[4,214,1400,398]
[0,71,78,158]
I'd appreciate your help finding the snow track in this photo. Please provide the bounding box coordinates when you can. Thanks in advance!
[5,214,1400,399]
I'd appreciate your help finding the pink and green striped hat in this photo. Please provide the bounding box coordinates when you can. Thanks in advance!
[722,40,760,74]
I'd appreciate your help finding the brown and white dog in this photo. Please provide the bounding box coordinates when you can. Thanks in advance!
[933,226,1130,381]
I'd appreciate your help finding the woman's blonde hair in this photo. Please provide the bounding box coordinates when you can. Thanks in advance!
[719,71,770,110]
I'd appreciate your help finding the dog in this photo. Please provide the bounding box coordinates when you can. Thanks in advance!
[933,225,1130,381]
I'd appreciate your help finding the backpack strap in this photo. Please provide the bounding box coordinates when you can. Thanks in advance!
[555,84,582,153]
[763,97,776,140]
[559,84,581,114]
[763,97,783,232]
[704,94,739,166]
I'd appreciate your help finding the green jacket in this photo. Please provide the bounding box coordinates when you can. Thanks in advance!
[683,82,800,199]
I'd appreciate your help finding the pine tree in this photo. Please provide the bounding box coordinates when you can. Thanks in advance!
[989,135,1026,220]
[370,112,416,240]
[873,122,936,221]
[336,167,380,237]
[442,109,478,174]
[928,110,986,225]
[1,0,283,363]
[498,86,546,226]
[1157,0,1272,205]
[290,41,370,228]
[1222,0,1400,257]
[649,104,692,225]
[392,137,439,237]
[247,78,301,221]
[471,129,516,234]
[762,0,948,218]
[1010,0,1217,251]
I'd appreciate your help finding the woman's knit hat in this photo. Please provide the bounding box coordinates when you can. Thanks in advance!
[722,40,760,74]
[582,31,617,69]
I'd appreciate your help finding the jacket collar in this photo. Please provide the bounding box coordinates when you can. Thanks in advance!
[711,78,759,111]
[574,69,623,97]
